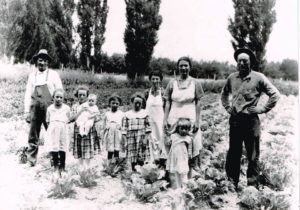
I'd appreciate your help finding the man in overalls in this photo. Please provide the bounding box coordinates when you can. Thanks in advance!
[24,49,63,166]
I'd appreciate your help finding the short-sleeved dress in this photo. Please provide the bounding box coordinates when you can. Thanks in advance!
[71,102,100,159]
[46,104,70,152]
[166,133,191,174]
[121,109,151,163]
[164,77,204,157]
[103,110,125,152]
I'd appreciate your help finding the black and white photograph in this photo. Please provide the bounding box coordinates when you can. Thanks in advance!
[0,0,298,209]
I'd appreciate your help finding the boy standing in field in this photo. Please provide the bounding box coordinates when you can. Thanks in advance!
[24,49,63,167]
[221,48,280,190]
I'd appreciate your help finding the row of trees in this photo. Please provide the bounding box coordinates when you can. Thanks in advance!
[0,0,297,80]
[0,0,162,81]
[95,53,298,81]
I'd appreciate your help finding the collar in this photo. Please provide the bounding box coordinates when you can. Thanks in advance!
[150,87,161,95]
[36,69,48,74]
[236,71,252,81]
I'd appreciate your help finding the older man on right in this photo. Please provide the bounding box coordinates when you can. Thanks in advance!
[221,48,280,190]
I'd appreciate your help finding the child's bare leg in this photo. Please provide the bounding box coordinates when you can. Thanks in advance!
[169,172,176,189]
[79,158,84,170]
[175,172,181,189]
[180,173,188,188]
[84,158,91,169]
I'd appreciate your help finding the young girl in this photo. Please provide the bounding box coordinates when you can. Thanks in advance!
[166,118,192,189]
[76,94,100,137]
[122,92,151,170]
[69,86,101,169]
[46,89,71,177]
[103,94,124,162]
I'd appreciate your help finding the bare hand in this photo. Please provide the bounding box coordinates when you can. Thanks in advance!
[163,120,170,132]
[226,106,235,115]
[143,134,149,145]
[247,106,264,114]
[192,124,199,133]
[80,107,88,113]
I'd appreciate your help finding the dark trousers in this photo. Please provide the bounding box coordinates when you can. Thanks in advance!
[27,101,48,165]
[51,151,66,170]
[225,113,261,185]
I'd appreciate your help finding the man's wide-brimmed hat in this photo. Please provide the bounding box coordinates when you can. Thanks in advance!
[32,49,52,62]
[234,48,256,65]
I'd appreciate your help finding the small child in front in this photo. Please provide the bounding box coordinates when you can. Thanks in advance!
[166,118,192,189]
[76,93,100,137]
[46,89,71,177]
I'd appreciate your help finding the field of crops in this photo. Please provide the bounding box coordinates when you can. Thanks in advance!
[0,63,299,209]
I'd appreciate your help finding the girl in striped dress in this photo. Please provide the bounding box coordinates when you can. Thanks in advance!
[121,93,152,170]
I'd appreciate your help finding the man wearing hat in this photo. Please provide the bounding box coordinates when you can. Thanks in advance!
[24,49,63,166]
[221,48,280,190]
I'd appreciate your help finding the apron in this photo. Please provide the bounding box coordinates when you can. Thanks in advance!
[167,79,202,157]
[146,88,167,160]
[27,70,53,164]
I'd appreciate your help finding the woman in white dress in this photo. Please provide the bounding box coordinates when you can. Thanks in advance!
[163,57,204,174]
[144,70,167,166]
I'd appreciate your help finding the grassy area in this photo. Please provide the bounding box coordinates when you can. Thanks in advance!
[0,64,298,119]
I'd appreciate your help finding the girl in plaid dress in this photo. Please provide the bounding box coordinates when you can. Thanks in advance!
[122,93,152,171]
[69,86,101,169]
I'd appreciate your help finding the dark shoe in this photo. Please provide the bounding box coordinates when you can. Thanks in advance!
[228,178,239,192]
[247,177,259,189]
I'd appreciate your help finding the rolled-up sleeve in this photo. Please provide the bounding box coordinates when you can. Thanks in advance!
[24,74,33,113]
[221,78,231,110]
[194,79,204,101]
[54,71,63,90]
[259,75,280,112]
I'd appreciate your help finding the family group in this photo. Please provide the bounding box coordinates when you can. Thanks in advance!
[23,48,280,190]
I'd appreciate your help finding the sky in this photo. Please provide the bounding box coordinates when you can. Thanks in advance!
[101,0,298,64]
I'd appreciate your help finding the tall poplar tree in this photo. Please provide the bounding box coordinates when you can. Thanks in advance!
[77,0,94,70]
[228,0,276,71]
[93,0,108,72]
[124,0,162,80]
[7,0,75,67]
[77,0,108,71]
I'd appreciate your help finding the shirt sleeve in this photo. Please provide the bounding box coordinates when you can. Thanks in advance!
[259,75,280,112]
[221,77,232,110]
[194,79,205,101]
[46,107,50,123]
[24,73,33,113]
[163,80,173,102]
[54,71,63,90]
